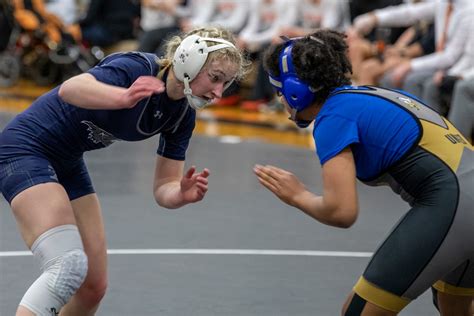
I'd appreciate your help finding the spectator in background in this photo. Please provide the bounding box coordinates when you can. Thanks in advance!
[348,0,407,39]
[12,0,82,45]
[138,0,186,55]
[201,0,251,107]
[357,21,434,86]
[345,0,406,80]
[354,0,473,99]
[179,0,217,32]
[448,78,474,143]
[205,0,250,34]
[421,12,474,115]
[435,17,474,141]
[276,0,350,39]
[237,0,297,56]
[237,0,298,111]
[79,0,141,48]
[43,0,82,45]
[45,0,78,26]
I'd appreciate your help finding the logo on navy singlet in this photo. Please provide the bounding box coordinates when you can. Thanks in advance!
[81,120,118,147]
[47,165,58,181]
[154,110,163,119]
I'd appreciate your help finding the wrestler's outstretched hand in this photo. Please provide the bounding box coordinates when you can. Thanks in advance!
[253,164,306,206]
[180,166,210,203]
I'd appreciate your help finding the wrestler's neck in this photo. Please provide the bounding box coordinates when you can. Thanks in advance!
[166,68,186,101]
[297,102,324,121]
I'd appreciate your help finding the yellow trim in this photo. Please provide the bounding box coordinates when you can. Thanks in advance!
[419,119,474,172]
[353,277,410,313]
[433,281,474,296]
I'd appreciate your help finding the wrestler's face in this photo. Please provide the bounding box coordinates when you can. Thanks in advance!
[278,93,319,122]
[190,58,238,104]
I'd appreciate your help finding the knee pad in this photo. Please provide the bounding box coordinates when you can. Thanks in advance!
[20,225,88,316]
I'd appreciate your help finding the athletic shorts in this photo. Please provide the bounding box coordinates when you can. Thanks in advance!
[0,154,94,204]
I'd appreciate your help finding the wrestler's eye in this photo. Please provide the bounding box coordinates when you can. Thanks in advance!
[209,73,220,83]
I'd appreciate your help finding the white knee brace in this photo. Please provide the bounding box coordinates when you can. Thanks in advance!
[20,225,88,316]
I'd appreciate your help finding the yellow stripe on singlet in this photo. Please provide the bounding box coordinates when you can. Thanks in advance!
[419,118,474,172]
[353,277,410,313]
[433,281,474,296]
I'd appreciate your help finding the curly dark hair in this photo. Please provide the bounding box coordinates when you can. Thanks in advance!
[263,29,352,105]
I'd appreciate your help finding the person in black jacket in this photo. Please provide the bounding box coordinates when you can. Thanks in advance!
[80,0,141,47]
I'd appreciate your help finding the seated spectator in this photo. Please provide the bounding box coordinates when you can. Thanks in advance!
[45,0,78,26]
[179,0,217,32]
[237,0,298,111]
[205,0,250,34]
[12,0,81,45]
[355,0,473,100]
[79,0,141,48]
[202,0,251,107]
[138,0,186,55]
[277,0,350,39]
[448,78,474,143]
[44,0,82,44]
[421,9,474,115]
[357,21,434,86]
[345,0,406,80]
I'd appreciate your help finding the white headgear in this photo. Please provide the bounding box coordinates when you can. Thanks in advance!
[172,34,236,110]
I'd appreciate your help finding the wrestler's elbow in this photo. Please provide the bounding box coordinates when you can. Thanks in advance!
[329,205,358,229]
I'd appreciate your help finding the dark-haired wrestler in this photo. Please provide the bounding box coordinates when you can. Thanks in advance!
[255,29,474,316]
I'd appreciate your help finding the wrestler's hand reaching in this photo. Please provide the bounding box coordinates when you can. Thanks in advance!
[180,166,210,203]
[121,76,165,108]
[253,164,307,206]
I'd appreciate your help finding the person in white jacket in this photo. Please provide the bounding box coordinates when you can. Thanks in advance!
[237,0,298,111]
[204,0,250,34]
[447,76,474,143]
[138,0,185,54]
[180,0,218,32]
[275,0,350,40]
[353,0,473,99]
[421,6,474,115]
[237,0,297,52]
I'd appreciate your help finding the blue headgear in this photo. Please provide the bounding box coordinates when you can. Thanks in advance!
[268,39,318,112]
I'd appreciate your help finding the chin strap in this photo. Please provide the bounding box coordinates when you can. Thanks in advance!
[288,107,313,128]
[183,76,209,110]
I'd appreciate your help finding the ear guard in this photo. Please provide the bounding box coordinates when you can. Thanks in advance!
[268,40,317,112]
[173,34,235,82]
[173,34,236,110]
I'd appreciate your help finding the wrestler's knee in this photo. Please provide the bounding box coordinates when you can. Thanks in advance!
[75,275,108,308]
